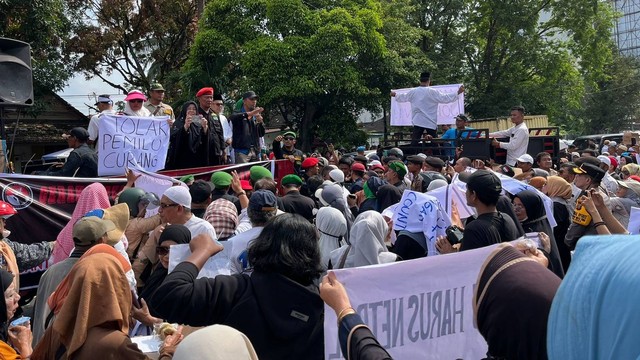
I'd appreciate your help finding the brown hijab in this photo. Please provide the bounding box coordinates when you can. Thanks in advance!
[33,253,132,359]
[545,176,572,200]
[473,244,561,360]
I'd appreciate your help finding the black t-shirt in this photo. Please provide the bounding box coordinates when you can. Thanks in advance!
[460,212,519,251]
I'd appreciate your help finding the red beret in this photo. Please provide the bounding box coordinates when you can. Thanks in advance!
[301,157,319,169]
[196,87,214,97]
[351,163,366,172]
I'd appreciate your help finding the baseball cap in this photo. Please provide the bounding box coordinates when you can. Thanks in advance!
[73,216,115,246]
[282,131,296,138]
[189,180,213,203]
[69,127,90,142]
[388,161,407,178]
[351,163,366,172]
[356,146,366,152]
[466,170,502,195]
[618,180,640,196]
[243,91,259,100]
[210,171,232,189]
[249,190,277,212]
[516,154,534,164]
[498,165,515,177]
[163,186,192,209]
[94,94,112,106]
[572,163,605,182]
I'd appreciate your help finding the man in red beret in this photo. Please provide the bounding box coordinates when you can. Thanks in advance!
[196,87,226,166]
[301,157,320,177]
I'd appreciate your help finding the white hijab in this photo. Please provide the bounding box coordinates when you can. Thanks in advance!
[123,102,151,117]
[174,325,258,360]
[316,207,347,268]
[329,210,397,269]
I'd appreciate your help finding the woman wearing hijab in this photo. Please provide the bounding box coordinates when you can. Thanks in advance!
[375,184,402,212]
[122,90,152,117]
[358,177,386,213]
[52,183,111,263]
[317,183,354,242]
[149,214,324,360]
[512,190,565,278]
[547,235,640,359]
[474,244,560,360]
[173,325,258,360]
[329,211,397,269]
[610,180,640,228]
[167,101,207,169]
[543,176,574,272]
[316,207,348,269]
[33,253,182,359]
[0,269,32,359]
[621,163,640,180]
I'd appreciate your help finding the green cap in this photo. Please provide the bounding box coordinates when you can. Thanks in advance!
[150,82,165,91]
[250,166,273,182]
[210,171,232,189]
[73,216,116,246]
[179,174,195,184]
[388,161,407,178]
[283,131,296,138]
[281,174,303,186]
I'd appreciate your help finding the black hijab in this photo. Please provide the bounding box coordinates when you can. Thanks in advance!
[376,184,402,212]
[474,244,560,360]
[514,190,564,278]
[140,225,191,301]
[167,101,203,169]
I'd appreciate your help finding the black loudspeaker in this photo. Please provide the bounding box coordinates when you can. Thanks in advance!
[0,38,33,107]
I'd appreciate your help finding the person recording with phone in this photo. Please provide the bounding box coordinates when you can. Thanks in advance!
[166,101,208,169]
[197,87,227,166]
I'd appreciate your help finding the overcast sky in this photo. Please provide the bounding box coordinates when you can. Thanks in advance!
[57,73,126,115]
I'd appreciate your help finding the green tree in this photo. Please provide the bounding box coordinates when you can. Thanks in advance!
[183,0,419,151]
[66,0,198,94]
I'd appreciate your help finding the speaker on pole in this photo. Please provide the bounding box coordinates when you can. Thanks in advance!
[0,38,33,107]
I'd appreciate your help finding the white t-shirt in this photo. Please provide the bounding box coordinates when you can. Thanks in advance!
[87,109,117,142]
[395,86,460,130]
[227,226,264,274]
[184,214,218,240]
[490,122,530,166]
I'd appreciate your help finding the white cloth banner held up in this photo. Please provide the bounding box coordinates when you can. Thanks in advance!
[390,84,465,126]
[324,245,495,359]
[98,115,170,176]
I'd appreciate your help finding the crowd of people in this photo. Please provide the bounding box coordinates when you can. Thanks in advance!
[2,74,639,359]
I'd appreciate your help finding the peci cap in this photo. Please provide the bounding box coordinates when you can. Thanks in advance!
[466,170,502,196]
[243,91,259,100]
[425,156,445,170]
[354,155,369,164]
[69,127,90,142]
[516,154,534,164]
[163,186,192,209]
[210,171,232,189]
[196,87,214,97]
[73,216,116,246]
[301,157,319,169]
[572,163,606,182]
[249,190,277,212]
[281,174,303,186]
[124,90,147,102]
[189,180,213,203]
[406,155,424,165]
[150,83,165,91]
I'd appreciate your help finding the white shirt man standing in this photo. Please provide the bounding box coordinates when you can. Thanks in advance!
[391,72,464,146]
[87,94,117,147]
[490,106,530,166]
[213,94,234,164]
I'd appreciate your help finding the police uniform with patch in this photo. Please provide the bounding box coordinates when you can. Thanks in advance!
[144,83,175,122]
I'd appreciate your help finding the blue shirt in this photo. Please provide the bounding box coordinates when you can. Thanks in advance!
[440,127,477,156]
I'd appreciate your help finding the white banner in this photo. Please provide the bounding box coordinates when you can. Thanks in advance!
[168,243,231,278]
[324,245,495,359]
[390,84,464,126]
[98,115,170,176]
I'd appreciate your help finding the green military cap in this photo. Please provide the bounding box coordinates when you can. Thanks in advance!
[210,172,232,189]
[150,83,165,91]
[281,174,303,186]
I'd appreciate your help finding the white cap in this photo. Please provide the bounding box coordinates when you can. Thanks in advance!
[329,169,345,183]
[516,154,534,164]
[597,155,611,167]
[609,141,617,146]
[163,186,191,208]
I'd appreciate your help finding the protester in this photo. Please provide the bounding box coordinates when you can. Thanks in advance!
[118,187,162,261]
[189,180,214,218]
[316,207,348,269]
[210,172,241,214]
[123,90,151,117]
[173,325,258,360]
[474,244,560,360]
[32,253,183,359]
[149,214,324,360]
[229,91,265,163]
[543,176,574,272]
[272,131,304,171]
[203,198,239,241]
[37,127,98,178]
[195,87,226,166]
[0,269,32,358]
[547,235,640,359]
[167,101,207,169]
[610,180,640,228]
[329,211,397,269]
[490,106,530,166]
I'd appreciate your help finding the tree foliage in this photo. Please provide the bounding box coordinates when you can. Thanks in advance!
[67,0,198,93]
[183,0,423,150]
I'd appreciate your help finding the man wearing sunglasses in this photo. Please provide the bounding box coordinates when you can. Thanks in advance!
[273,131,305,173]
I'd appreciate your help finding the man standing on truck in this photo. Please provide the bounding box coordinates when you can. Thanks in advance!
[391,72,464,146]
[490,106,530,166]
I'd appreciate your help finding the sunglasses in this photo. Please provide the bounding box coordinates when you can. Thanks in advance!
[129,99,144,103]
[156,246,170,256]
